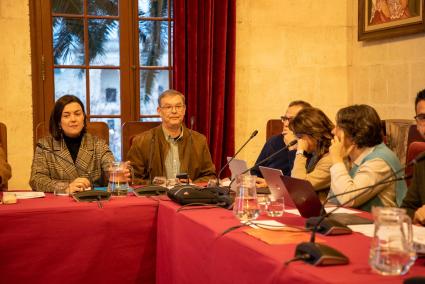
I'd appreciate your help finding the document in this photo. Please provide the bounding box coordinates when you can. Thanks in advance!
[4,191,45,199]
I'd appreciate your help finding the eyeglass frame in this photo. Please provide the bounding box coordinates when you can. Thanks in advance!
[414,113,425,123]
[159,104,186,113]
[280,116,294,123]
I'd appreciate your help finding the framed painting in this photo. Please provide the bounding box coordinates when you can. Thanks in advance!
[358,0,425,41]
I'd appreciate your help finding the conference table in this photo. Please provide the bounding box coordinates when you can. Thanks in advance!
[0,194,158,284]
[0,194,424,283]
[156,201,425,284]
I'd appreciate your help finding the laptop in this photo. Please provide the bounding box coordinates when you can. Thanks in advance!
[259,166,295,207]
[227,158,270,194]
[278,175,322,218]
[279,175,373,225]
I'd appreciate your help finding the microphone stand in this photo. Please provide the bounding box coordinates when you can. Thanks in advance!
[213,129,259,188]
[227,139,298,189]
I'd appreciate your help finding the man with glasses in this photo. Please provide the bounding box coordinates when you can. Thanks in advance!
[127,89,216,184]
[402,89,425,225]
[251,100,311,187]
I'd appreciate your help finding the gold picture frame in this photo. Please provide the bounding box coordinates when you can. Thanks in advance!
[358,0,425,41]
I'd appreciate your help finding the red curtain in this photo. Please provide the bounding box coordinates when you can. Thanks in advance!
[173,0,236,174]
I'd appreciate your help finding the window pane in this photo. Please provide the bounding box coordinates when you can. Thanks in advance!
[89,69,121,115]
[54,68,86,103]
[53,17,84,65]
[52,0,83,14]
[139,21,169,66]
[140,70,169,114]
[140,117,161,122]
[88,0,119,16]
[89,19,120,66]
[91,118,121,160]
[139,0,169,17]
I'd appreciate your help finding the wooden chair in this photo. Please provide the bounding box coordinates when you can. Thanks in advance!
[122,121,161,160]
[266,119,282,140]
[0,122,8,190]
[35,121,110,144]
[0,122,7,160]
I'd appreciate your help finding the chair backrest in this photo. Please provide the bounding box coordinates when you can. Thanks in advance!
[0,122,8,190]
[266,119,282,140]
[405,141,425,186]
[0,122,7,160]
[122,121,161,160]
[407,124,425,148]
[35,121,110,144]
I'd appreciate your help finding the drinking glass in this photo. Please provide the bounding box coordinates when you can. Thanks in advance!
[266,196,284,217]
[369,207,417,275]
[232,174,259,221]
[107,161,132,196]
[53,181,70,196]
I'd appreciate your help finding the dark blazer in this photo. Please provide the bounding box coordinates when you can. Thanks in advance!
[0,145,11,188]
[401,160,425,218]
[250,134,296,177]
[127,125,216,184]
[30,133,114,192]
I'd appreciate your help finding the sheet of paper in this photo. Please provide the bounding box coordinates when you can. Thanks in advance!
[349,223,425,254]
[4,191,45,199]
[248,220,285,230]
[285,207,360,216]
[324,207,360,214]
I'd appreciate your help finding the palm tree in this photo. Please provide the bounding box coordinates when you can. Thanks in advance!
[52,0,171,103]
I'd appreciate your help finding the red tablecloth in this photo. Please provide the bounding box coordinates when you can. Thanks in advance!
[156,201,425,284]
[0,194,158,284]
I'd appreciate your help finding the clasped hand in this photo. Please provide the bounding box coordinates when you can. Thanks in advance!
[329,131,354,164]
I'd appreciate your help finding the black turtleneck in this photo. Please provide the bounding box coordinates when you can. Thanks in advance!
[63,134,83,163]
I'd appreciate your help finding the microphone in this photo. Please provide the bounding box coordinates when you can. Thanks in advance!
[36,142,110,202]
[215,129,258,186]
[293,152,421,266]
[227,139,298,189]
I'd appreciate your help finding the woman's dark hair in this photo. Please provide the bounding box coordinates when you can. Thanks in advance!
[335,104,383,148]
[289,107,334,158]
[49,95,87,140]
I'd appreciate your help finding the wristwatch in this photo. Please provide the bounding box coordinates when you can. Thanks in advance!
[296,150,306,156]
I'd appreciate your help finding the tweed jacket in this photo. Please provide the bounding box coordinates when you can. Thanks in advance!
[127,125,216,184]
[30,133,114,192]
[0,145,11,188]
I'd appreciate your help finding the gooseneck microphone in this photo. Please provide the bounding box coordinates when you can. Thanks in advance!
[293,151,424,266]
[215,129,258,186]
[36,142,110,202]
[227,139,298,188]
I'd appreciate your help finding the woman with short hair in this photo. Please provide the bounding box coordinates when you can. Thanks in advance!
[30,95,114,193]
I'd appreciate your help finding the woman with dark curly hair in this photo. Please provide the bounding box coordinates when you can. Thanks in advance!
[289,107,334,201]
[328,104,407,212]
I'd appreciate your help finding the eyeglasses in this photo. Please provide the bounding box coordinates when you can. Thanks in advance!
[281,116,293,123]
[160,104,185,113]
[414,113,425,123]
